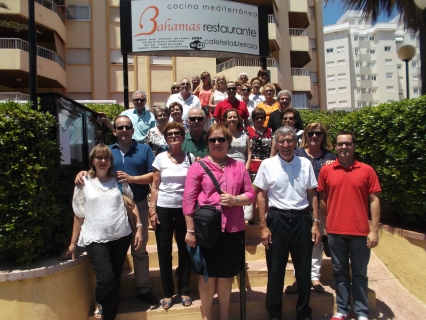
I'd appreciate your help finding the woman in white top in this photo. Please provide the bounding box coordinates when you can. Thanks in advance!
[146,106,169,155]
[223,109,251,170]
[208,75,227,113]
[241,83,255,126]
[60,144,143,320]
[149,122,194,310]
[249,77,265,107]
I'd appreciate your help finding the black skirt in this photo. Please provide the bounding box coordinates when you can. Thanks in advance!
[195,230,244,278]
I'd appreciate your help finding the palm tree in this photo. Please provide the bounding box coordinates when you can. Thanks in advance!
[324,0,426,95]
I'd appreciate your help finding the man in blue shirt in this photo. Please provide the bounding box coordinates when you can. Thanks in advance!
[75,115,158,305]
[101,90,156,143]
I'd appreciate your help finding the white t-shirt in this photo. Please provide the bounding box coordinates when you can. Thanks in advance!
[254,155,317,210]
[249,94,265,107]
[72,177,132,246]
[152,152,195,207]
[166,93,201,120]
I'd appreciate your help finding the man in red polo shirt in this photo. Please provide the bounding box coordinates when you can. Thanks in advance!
[213,81,250,127]
[317,131,381,320]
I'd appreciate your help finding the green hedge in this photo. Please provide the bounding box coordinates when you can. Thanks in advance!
[300,96,426,226]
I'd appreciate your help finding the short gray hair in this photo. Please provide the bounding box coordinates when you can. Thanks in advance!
[132,90,147,99]
[276,90,292,101]
[188,107,206,118]
[154,105,170,118]
[274,126,297,142]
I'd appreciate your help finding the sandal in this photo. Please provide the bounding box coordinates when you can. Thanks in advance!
[181,296,192,307]
[312,283,325,293]
[161,298,173,310]
[284,282,298,294]
[94,304,103,319]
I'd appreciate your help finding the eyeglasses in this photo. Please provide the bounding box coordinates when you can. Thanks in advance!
[166,131,182,137]
[156,114,168,119]
[95,156,111,161]
[307,131,323,137]
[242,89,251,92]
[282,117,294,121]
[133,98,146,103]
[277,139,295,145]
[208,137,227,144]
[336,142,354,147]
[265,90,274,93]
[181,83,191,86]
[189,116,204,122]
[226,87,237,91]
[116,125,133,131]
[254,117,265,121]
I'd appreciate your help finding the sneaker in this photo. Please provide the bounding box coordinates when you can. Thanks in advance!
[330,313,350,320]
[358,317,369,320]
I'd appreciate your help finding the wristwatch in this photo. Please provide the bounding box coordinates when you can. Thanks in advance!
[312,218,320,224]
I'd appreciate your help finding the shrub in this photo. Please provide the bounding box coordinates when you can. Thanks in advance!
[0,101,69,264]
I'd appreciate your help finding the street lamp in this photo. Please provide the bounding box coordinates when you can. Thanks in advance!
[397,44,416,99]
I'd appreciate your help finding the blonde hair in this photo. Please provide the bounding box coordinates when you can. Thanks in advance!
[300,123,333,151]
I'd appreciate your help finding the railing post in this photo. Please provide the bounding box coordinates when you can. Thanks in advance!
[28,0,38,109]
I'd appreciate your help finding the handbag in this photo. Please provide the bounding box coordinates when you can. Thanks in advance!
[117,181,136,232]
[193,161,223,248]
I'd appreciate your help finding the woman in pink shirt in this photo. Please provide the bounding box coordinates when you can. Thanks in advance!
[183,124,255,320]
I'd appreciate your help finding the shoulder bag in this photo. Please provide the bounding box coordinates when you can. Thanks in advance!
[193,160,223,248]
[117,181,136,232]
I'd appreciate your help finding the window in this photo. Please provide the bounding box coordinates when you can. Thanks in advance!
[327,61,334,68]
[384,46,392,51]
[310,72,318,83]
[386,73,393,79]
[387,86,394,92]
[399,92,404,96]
[355,62,362,68]
[337,59,345,66]
[328,88,336,94]
[310,7,315,18]
[111,50,134,64]
[412,61,419,67]
[368,49,376,54]
[328,101,336,108]
[336,46,345,53]
[357,102,363,108]
[397,64,402,69]
[326,48,333,54]
[356,75,361,81]
[368,75,377,81]
[369,35,374,41]
[339,87,347,93]
[327,74,335,81]
[67,5,90,20]
[310,39,317,50]
[357,88,362,94]
[385,59,393,66]
[372,101,379,106]
[338,73,346,80]
[414,87,420,93]
[150,56,172,65]
[354,48,360,55]
[354,35,359,41]
[66,49,90,64]
[372,88,378,94]
[359,36,366,41]
[413,74,419,80]
[339,100,348,107]
[367,61,376,67]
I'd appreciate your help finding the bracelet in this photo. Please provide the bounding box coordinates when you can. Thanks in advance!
[312,218,320,224]
[187,229,195,233]
[136,223,143,228]
[235,196,239,206]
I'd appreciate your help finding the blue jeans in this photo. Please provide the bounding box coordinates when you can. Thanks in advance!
[328,234,370,318]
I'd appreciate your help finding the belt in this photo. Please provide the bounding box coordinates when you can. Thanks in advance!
[270,207,310,214]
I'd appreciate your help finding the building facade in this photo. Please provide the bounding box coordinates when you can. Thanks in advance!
[324,11,421,111]
[0,0,326,109]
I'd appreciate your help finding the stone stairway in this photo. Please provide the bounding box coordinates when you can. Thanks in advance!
[89,224,376,320]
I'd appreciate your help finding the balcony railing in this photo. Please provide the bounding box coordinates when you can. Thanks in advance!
[289,28,308,37]
[216,58,279,73]
[268,14,278,25]
[35,0,65,23]
[0,38,65,70]
[0,92,30,101]
[291,68,309,76]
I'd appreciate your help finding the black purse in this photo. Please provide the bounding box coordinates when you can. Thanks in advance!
[193,160,223,248]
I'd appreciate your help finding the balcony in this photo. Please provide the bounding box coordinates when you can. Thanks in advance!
[360,80,373,87]
[361,93,373,101]
[289,29,311,68]
[291,68,312,92]
[0,38,66,88]
[0,92,30,101]
[268,14,281,52]
[288,0,310,29]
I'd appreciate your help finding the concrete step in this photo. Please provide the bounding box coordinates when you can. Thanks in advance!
[89,285,376,320]
[119,259,334,298]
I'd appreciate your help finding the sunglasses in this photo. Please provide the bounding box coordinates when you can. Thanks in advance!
[260,73,268,77]
[189,116,204,122]
[201,76,209,79]
[208,137,227,144]
[336,142,354,147]
[116,125,133,131]
[181,83,191,86]
[227,87,237,91]
[133,98,146,103]
[265,90,274,93]
[166,131,182,137]
[242,88,251,92]
[307,131,323,137]
[282,116,294,121]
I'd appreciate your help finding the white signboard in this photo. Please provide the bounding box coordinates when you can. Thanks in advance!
[130,0,261,56]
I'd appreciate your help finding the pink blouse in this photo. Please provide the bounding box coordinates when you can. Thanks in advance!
[183,157,255,233]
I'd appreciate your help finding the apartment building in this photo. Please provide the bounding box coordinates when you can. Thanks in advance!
[324,11,421,110]
[0,0,326,109]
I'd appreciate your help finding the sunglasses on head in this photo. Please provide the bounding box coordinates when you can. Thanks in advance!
[189,116,204,122]
[166,131,182,137]
[307,131,323,137]
[116,125,133,131]
[208,137,227,144]
[133,98,146,103]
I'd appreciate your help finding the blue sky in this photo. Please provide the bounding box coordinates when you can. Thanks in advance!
[322,1,398,26]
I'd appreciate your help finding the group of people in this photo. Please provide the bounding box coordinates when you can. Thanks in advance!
[59,70,381,320]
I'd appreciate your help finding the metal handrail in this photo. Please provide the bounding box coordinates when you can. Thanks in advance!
[291,68,309,76]
[289,28,308,36]
[216,58,278,73]
[35,0,65,23]
[0,38,65,70]
[0,92,30,101]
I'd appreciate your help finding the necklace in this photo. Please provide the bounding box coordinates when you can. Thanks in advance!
[208,155,228,168]
[168,151,184,164]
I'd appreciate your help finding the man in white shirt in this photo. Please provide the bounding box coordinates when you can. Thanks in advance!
[166,78,200,121]
[254,126,320,320]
